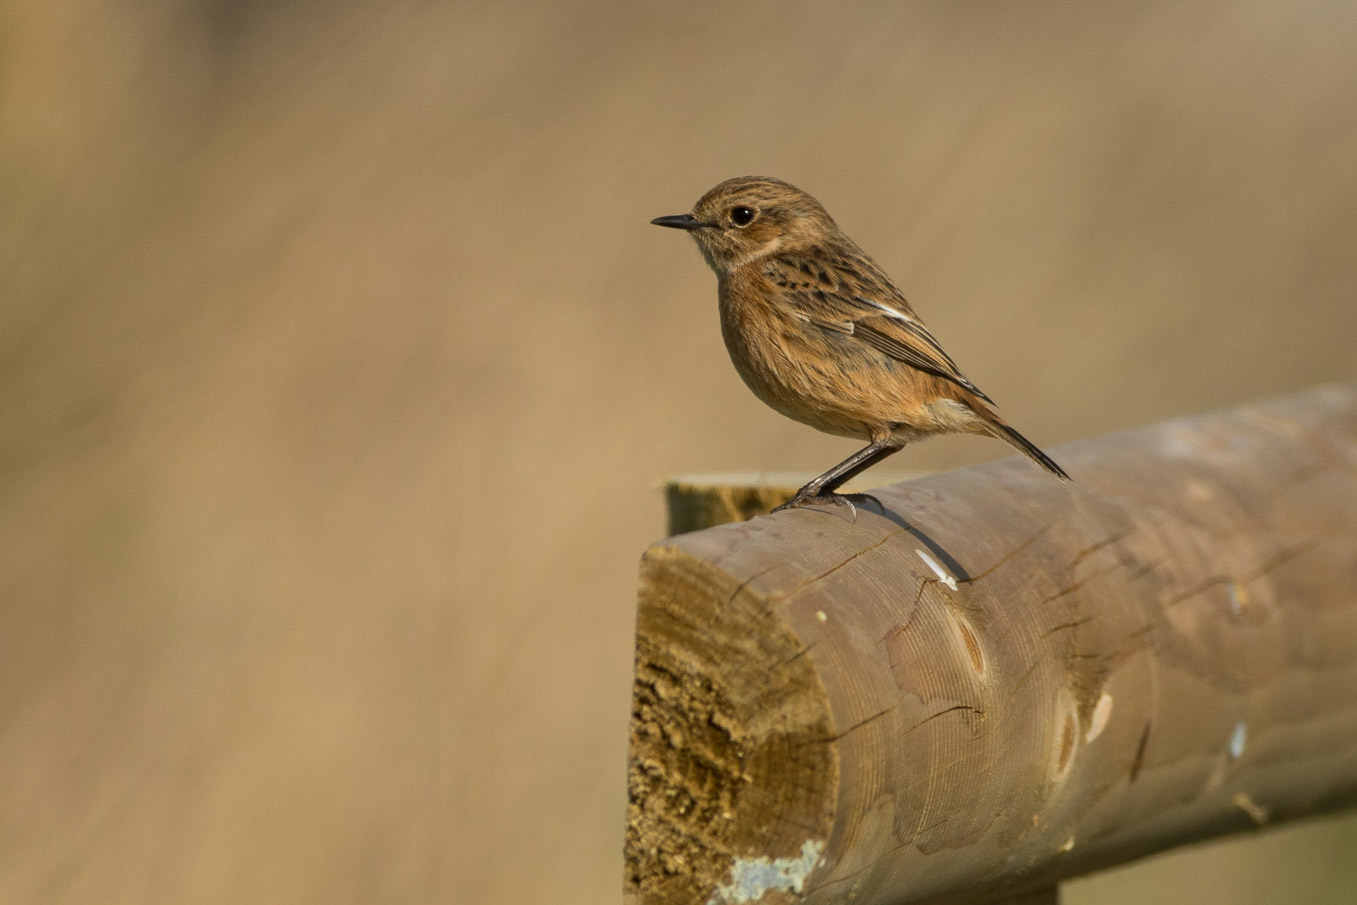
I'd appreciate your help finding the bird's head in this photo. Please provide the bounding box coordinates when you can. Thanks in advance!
[651,176,838,275]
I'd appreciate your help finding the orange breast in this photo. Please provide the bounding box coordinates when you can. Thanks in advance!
[714,268,991,444]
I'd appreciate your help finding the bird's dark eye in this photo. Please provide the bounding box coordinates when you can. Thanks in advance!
[729,206,756,227]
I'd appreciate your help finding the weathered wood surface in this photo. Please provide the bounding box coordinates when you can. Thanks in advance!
[626,384,1357,905]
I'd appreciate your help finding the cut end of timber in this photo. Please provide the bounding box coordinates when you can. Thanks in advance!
[626,547,837,905]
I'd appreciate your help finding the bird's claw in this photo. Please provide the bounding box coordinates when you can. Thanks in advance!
[771,491,884,520]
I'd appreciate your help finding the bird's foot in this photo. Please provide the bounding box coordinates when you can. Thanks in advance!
[771,490,883,520]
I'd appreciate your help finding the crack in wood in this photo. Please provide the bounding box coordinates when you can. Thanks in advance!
[1126,557,1165,582]
[1041,617,1097,638]
[961,526,1052,584]
[1039,560,1124,607]
[779,530,904,601]
[904,704,986,736]
[1067,527,1136,571]
[811,839,908,892]
[1006,658,1045,707]
[1128,721,1152,782]
[777,640,819,670]
[823,706,895,743]
[722,563,780,609]
[1162,537,1323,609]
[879,577,933,644]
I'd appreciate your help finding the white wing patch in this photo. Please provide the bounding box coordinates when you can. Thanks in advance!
[858,296,916,323]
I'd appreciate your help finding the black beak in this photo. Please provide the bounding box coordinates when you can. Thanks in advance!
[650,213,705,231]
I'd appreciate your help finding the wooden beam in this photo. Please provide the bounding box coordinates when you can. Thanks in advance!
[625,384,1357,905]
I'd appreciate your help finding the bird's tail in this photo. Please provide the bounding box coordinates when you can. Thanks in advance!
[989,419,1072,482]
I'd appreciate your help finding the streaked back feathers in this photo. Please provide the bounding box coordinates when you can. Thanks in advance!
[654,176,1072,487]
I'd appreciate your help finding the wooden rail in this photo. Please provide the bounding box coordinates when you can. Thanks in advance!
[625,384,1357,905]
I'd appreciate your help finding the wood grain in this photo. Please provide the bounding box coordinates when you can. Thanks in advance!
[626,384,1357,905]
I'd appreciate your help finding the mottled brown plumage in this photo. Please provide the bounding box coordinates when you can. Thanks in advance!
[653,175,1070,512]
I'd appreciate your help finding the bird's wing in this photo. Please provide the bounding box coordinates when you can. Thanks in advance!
[763,251,994,404]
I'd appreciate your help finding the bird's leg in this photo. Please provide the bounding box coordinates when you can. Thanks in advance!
[772,439,902,513]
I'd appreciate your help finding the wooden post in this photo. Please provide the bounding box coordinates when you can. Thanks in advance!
[625,384,1357,905]
[664,473,924,535]
[663,473,806,535]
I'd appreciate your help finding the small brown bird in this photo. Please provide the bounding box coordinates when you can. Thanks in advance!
[652,176,1070,513]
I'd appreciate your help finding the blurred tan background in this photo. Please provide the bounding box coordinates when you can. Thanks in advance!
[2,1,1356,903]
